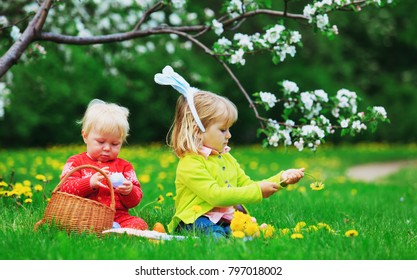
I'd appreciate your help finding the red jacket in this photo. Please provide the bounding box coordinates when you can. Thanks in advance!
[60,152,143,212]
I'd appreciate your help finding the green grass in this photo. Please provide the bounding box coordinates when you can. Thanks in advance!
[1,143,417,260]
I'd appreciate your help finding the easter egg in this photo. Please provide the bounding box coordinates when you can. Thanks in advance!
[110,172,126,188]
[153,222,166,233]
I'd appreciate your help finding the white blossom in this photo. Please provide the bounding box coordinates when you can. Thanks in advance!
[303,4,316,22]
[340,119,350,128]
[230,49,245,65]
[314,89,329,102]
[294,138,305,151]
[290,31,302,44]
[268,133,279,147]
[204,8,215,18]
[0,16,9,27]
[212,19,224,36]
[259,92,277,108]
[283,80,299,93]
[171,0,186,9]
[217,37,232,46]
[316,14,329,30]
[351,120,367,132]
[234,33,253,50]
[373,106,388,118]
[264,24,286,44]
[300,92,315,111]
[10,26,22,41]
[169,13,182,25]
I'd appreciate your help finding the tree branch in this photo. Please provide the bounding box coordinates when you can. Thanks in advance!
[0,0,53,78]
[133,1,165,31]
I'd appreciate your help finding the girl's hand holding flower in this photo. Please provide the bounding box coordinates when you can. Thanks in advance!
[281,168,305,185]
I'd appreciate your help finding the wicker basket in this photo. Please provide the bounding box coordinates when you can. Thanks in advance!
[34,164,116,235]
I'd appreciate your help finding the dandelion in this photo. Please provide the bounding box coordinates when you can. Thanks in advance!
[138,174,150,183]
[260,224,275,238]
[230,217,245,232]
[24,198,32,204]
[232,231,245,238]
[310,181,325,191]
[294,221,306,232]
[290,233,304,239]
[35,174,46,181]
[165,192,173,197]
[34,184,43,192]
[157,195,164,204]
[244,222,260,237]
[345,229,359,237]
[279,228,290,236]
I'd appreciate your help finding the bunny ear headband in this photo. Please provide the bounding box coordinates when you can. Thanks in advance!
[154,66,206,132]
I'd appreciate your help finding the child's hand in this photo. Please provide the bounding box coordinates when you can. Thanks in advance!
[89,166,110,190]
[281,168,305,185]
[259,181,279,198]
[116,180,133,196]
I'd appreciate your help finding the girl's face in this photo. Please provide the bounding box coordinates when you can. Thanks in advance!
[82,129,123,162]
[201,121,232,152]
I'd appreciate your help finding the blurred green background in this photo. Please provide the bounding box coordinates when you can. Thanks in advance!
[1,1,416,148]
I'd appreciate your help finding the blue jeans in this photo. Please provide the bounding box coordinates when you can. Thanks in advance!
[180,216,231,238]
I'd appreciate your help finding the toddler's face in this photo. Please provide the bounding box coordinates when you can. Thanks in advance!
[202,121,232,152]
[83,129,123,162]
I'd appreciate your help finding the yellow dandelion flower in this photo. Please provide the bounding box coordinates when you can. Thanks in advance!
[138,174,151,183]
[279,228,290,235]
[294,221,306,232]
[291,233,304,239]
[24,198,32,204]
[345,229,359,237]
[35,174,46,181]
[165,192,173,197]
[23,180,31,186]
[317,222,332,232]
[34,184,43,192]
[230,219,245,232]
[261,224,275,238]
[0,181,8,187]
[192,205,202,213]
[157,195,164,204]
[232,231,245,239]
[244,222,260,237]
[157,183,164,190]
[310,181,325,191]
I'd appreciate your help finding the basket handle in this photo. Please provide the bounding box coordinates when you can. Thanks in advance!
[54,164,115,211]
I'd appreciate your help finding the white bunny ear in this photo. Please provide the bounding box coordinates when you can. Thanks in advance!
[154,66,206,132]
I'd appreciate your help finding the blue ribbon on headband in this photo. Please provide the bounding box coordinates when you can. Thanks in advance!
[154,66,206,132]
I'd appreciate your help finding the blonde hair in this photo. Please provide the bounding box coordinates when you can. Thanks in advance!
[169,91,238,157]
[79,99,130,142]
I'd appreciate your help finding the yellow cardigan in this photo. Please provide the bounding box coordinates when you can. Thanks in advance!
[167,151,284,233]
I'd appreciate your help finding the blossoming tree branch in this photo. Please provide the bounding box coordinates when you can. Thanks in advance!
[0,0,391,150]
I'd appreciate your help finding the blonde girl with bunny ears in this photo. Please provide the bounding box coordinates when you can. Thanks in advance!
[155,66,304,237]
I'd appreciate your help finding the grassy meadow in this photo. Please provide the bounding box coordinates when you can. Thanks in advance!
[1,143,417,260]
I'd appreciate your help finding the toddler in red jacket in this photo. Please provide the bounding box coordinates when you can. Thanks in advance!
[60,99,148,230]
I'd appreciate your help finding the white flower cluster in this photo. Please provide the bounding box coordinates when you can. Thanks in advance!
[0,82,11,118]
[303,0,389,35]
[254,80,389,151]
[214,24,302,66]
